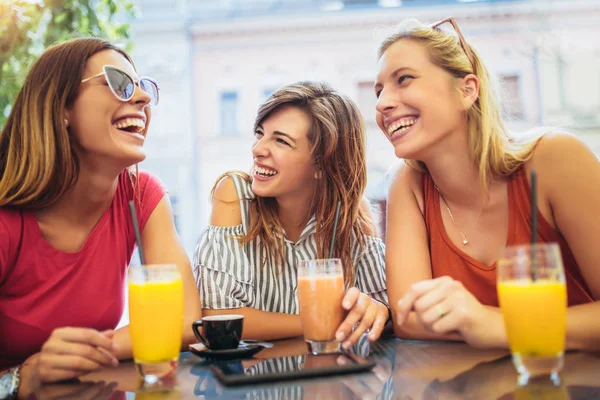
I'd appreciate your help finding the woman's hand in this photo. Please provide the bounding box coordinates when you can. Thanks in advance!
[335,288,389,349]
[18,328,119,398]
[34,328,119,382]
[396,276,506,348]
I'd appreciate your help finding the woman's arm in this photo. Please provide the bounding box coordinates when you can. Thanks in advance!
[113,195,202,359]
[386,165,461,341]
[395,133,600,350]
[333,233,390,346]
[529,133,600,351]
[203,308,303,340]
[199,177,302,341]
[17,329,118,398]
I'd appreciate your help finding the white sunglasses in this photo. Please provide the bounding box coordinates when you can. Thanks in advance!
[81,65,159,106]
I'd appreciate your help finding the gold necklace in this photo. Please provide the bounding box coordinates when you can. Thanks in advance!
[435,185,470,245]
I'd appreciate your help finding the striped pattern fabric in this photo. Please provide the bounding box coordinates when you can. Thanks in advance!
[193,174,388,314]
[238,335,392,400]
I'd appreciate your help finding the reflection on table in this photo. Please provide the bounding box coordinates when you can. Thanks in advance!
[32,334,600,399]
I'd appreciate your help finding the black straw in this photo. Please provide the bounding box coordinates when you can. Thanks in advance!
[530,171,538,281]
[329,201,342,258]
[128,200,146,265]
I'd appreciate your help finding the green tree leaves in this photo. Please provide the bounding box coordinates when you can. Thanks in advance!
[0,0,134,126]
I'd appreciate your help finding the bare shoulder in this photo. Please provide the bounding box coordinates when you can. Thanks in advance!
[210,175,243,227]
[531,131,592,160]
[388,163,425,214]
[526,131,599,205]
[527,131,598,179]
[213,175,241,203]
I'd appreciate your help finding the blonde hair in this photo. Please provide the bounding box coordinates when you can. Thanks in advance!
[378,19,542,190]
[0,38,135,209]
[213,81,372,287]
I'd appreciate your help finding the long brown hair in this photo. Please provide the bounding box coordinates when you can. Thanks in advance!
[214,81,372,286]
[0,38,134,209]
[378,19,542,190]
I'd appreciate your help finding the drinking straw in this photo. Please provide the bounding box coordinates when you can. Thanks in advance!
[329,200,342,258]
[530,171,538,281]
[128,200,146,265]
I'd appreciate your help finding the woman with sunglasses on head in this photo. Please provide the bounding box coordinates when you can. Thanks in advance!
[193,81,388,350]
[0,38,201,398]
[378,18,599,350]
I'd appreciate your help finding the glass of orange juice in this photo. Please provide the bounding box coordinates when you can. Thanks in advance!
[128,264,184,384]
[497,243,567,386]
[297,259,346,355]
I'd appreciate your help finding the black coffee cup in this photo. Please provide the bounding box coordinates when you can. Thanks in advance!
[192,314,244,350]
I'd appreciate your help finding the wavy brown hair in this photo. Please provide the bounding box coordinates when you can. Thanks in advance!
[214,81,372,287]
[0,38,135,209]
[378,19,543,190]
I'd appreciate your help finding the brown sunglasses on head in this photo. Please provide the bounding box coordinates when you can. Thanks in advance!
[430,17,476,68]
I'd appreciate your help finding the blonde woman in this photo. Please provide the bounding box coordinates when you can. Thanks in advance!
[0,38,201,397]
[377,18,599,349]
[194,82,388,350]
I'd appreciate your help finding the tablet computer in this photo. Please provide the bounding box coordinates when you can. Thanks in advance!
[210,352,375,386]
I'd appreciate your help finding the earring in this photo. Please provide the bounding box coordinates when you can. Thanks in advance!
[64,118,68,127]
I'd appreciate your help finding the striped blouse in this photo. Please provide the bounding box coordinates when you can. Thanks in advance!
[193,174,388,314]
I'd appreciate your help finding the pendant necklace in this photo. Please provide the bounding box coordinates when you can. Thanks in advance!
[435,185,483,246]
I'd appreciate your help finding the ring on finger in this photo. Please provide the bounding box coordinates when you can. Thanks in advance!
[437,306,447,319]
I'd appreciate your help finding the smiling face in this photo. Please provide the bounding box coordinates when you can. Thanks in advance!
[251,104,318,200]
[375,39,471,160]
[66,49,152,169]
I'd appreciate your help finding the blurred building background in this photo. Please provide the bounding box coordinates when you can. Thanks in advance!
[129,0,600,253]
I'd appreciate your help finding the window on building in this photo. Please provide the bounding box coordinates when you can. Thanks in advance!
[356,81,377,124]
[499,74,524,120]
[220,91,238,136]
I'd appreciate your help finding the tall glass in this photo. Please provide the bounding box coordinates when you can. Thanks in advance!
[128,264,184,384]
[297,258,345,355]
[497,243,567,385]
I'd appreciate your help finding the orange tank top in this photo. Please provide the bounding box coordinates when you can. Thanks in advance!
[423,167,593,307]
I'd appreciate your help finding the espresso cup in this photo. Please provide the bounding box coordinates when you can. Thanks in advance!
[192,315,244,350]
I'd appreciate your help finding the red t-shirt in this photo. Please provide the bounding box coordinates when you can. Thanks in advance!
[0,170,166,368]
